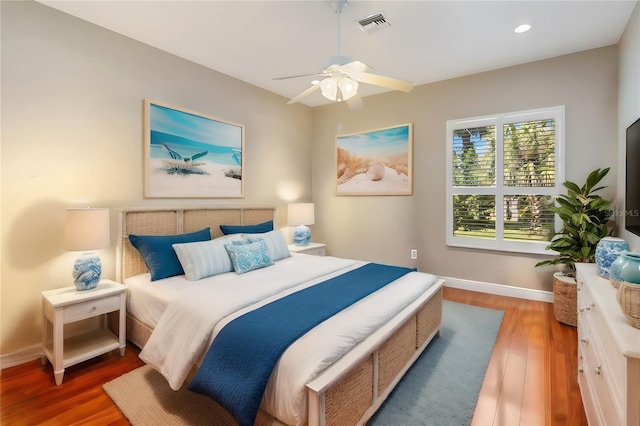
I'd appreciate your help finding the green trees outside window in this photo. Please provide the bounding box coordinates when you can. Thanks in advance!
[447,106,565,254]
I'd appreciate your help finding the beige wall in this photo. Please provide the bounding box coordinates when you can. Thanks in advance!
[312,47,620,292]
[1,2,313,356]
[618,2,640,249]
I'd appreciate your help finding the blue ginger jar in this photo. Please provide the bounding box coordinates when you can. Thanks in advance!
[595,237,629,278]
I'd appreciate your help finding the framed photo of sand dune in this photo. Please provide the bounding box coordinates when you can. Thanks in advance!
[143,100,244,198]
[336,123,413,196]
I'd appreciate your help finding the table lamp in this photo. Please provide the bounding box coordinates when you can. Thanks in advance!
[65,207,110,291]
[288,203,315,246]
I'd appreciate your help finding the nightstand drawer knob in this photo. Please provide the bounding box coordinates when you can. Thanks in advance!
[91,306,96,311]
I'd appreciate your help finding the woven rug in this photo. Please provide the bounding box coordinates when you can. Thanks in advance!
[103,301,503,426]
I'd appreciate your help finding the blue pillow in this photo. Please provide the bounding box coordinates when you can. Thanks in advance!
[129,228,211,281]
[224,240,273,274]
[220,220,273,235]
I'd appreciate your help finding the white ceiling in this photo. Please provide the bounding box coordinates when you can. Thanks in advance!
[38,0,637,107]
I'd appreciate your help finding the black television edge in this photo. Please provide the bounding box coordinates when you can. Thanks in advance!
[626,117,640,236]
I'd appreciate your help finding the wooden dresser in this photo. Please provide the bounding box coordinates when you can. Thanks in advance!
[575,263,640,426]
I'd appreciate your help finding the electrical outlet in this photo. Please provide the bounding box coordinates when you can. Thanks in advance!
[411,249,418,260]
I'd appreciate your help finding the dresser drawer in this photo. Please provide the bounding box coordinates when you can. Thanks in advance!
[581,328,623,426]
[587,302,626,414]
[63,294,121,323]
[578,279,625,424]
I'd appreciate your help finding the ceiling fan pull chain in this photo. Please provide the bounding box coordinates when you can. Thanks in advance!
[336,3,342,58]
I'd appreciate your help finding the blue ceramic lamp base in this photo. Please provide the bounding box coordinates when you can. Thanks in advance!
[73,253,102,291]
[293,225,311,246]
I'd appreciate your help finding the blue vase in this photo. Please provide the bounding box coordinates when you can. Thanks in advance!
[595,237,630,278]
[619,252,640,285]
[609,253,627,288]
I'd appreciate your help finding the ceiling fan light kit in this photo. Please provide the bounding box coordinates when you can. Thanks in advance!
[278,0,413,105]
[321,73,358,102]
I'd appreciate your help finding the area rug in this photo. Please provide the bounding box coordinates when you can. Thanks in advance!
[369,300,504,425]
[103,301,503,426]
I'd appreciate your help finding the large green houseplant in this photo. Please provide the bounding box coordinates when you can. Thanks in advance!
[536,167,613,275]
[536,167,612,327]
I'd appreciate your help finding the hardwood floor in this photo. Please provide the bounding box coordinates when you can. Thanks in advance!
[444,287,587,426]
[0,287,586,426]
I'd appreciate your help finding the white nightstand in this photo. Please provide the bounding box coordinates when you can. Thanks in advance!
[41,280,126,385]
[288,242,326,256]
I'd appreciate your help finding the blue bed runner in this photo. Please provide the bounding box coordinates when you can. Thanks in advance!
[188,263,415,426]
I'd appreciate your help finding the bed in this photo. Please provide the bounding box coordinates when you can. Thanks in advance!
[116,206,444,426]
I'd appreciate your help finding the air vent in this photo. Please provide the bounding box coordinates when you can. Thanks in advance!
[357,11,391,33]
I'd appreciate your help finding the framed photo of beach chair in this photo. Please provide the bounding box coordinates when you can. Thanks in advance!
[143,100,244,198]
[336,123,413,196]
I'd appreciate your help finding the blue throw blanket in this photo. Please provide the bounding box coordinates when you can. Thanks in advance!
[188,263,415,426]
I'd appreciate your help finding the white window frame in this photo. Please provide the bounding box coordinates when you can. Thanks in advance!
[445,105,565,255]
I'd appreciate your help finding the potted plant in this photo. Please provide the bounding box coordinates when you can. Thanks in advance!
[536,167,613,326]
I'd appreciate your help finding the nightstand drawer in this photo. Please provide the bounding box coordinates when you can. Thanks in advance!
[300,247,325,256]
[63,294,121,323]
[288,243,326,256]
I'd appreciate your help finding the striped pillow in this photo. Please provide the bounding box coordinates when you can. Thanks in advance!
[242,229,291,261]
[172,234,243,281]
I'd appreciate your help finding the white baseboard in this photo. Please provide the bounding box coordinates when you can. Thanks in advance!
[0,344,42,370]
[442,275,554,303]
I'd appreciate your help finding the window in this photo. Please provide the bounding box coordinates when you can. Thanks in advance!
[446,106,564,254]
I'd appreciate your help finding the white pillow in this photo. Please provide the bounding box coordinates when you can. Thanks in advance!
[242,229,291,261]
[172,234,243,281]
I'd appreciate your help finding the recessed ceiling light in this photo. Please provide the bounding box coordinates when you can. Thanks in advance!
[514,24,531,34]
[311,80,320,85]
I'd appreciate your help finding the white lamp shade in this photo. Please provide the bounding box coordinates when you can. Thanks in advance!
[288,203,315,226]
[65,208,110,251]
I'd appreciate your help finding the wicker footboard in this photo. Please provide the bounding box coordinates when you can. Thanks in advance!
[307,284,443,426]
[125,283,444,426]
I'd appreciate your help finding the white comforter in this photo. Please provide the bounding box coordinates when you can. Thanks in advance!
[139,254,438,425]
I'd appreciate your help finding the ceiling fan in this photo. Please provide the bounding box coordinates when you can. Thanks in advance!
[275,0,413,105]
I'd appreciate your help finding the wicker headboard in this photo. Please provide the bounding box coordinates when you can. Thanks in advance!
[116,207,275,282]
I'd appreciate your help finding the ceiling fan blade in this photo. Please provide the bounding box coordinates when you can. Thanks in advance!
[274,72,326,81]
[287,83,321,104]
[352,72,413,92]
[340,60,372,74]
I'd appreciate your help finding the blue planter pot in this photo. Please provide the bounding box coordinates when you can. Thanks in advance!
[619,252,640,285]
[595,237,629,278]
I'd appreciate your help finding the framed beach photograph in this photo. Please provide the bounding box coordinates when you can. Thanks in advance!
[336,123,413,196]
[143,100,244,198]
